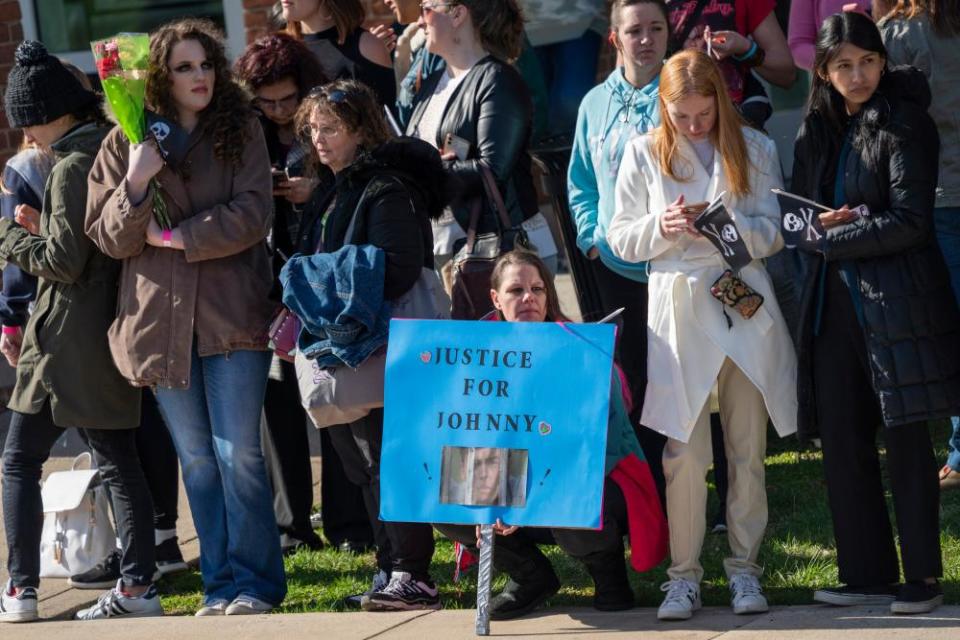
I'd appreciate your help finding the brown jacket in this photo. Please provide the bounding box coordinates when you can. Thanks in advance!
[85,118,276,389]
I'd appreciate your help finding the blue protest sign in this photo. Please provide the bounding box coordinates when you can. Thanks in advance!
[380,319,614,528]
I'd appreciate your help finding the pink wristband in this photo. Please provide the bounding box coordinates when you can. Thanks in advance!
[162,229,172,248]
[2,325,19,335]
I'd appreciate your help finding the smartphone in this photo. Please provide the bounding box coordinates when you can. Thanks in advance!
[851,204,870,218]
[271,168,287,188]
[682,202,709,216]
[443,133,471,161]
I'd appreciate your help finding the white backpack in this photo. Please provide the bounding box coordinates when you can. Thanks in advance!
[39,452,116,578]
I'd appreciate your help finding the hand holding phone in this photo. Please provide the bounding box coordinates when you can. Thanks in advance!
[443,133,470,161]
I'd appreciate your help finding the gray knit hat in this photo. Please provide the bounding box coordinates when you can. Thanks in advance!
[4,41,97,128]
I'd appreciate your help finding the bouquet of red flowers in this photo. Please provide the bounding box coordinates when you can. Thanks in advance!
[91,33,171,229]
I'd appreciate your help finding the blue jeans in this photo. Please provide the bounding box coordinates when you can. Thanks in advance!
[935,208,960,470]
[154,347,286,605]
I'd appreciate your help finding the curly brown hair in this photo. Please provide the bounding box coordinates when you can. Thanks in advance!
[293,79,392,169]
[234,32,327,96]
[146,18,252,167]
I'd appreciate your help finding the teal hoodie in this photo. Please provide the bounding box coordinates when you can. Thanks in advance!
[567,68,660,282]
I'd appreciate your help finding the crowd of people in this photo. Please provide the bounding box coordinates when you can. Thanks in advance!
[0,0,958,627]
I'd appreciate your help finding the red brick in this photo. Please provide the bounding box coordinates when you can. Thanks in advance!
[244,10,269,28]
[242,0,274,9]
[247,26,269,44]
[9,22,21,41]
[0,2,21,23]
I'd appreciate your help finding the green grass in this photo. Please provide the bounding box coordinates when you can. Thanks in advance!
[158,419,960,615]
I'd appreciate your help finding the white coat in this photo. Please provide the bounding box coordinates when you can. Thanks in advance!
[607,126,798,443]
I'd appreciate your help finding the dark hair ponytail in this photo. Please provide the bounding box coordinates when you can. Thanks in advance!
[459,0,525,61]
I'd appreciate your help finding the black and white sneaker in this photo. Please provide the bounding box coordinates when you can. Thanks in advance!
[361,571,441,611]
[890,581,943,615]
[813,584,898,606]
[155,537,188,576]
[69,551,122,590]
[74,580,163,620]
[345,569,389,609]
[0,579,37,623]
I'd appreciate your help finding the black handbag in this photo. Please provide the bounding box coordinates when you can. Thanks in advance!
[450,165,533,319]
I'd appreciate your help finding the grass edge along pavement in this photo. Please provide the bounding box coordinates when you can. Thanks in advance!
[156,419,960,616]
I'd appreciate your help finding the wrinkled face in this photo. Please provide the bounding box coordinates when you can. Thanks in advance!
[490,264,548,323]
[254,77,300,126]
[615,3,669,73]
[472,448,502,504]
[307,108,362,173]
[665,93,716,142]
[418,1,463,57]
[824,43,884,114]
[281,0,321,23]
[385,0,420,24]
[168,39,215,116]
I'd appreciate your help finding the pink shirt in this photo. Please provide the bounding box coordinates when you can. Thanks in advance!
[788,0,872,70]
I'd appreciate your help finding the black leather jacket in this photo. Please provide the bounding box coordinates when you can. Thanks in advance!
[406,55,538,235]
[790,67,960,437]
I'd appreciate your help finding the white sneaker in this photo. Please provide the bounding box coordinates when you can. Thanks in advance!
[729,573,769,614]
[0,580,37,623]
[657,578,701,621]
[75,579,163,620]
[225,595,273,615]
[195,598,230,616]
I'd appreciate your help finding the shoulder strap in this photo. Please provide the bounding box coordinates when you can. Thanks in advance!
[465,163,513,253]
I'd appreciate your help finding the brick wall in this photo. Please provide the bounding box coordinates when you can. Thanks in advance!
[0,0,23,165]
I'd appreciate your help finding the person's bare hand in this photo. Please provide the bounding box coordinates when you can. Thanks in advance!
[275,176,317,205]
[440,150,457,161]
[660,194,695,239]
[475,519,519,547]
[819,205,858,229]
[14,204,40,235]
[705,27,751,61]
[370,24,397,52]
[1,326,23,367]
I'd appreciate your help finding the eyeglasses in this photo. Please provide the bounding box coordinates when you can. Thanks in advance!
[300,122,342,141]
[253,92,299,112]
[419,2,458,16]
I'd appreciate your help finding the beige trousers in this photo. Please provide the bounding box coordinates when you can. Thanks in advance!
[664,358,769,583]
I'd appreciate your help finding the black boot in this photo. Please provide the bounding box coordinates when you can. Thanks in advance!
[489,539,560,620]
[581,550,634,611]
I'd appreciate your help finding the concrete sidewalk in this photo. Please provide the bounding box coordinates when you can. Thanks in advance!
[4,605,960,639]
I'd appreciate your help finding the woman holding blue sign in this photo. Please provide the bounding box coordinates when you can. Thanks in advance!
[607,50,798,621]
[789,12,959,614]
[434,250,668,620]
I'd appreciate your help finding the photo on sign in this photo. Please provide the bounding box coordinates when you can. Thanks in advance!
[439,447,528,507]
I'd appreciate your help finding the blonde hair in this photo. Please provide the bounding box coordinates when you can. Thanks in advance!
[652,50,751,197]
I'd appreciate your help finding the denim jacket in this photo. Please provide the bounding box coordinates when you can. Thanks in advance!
[280,243,390,368]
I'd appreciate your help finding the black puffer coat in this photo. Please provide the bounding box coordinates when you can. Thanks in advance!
[791,67,960,438]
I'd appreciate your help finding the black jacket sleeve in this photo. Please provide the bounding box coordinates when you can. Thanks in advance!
[363,184,424,301]
[444,64,532,197]
[824,105,940,261]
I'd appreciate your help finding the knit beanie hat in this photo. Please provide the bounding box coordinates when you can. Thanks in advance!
[4,41,97,128]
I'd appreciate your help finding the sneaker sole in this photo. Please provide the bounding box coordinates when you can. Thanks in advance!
[76,609,164,621]
[361,599,442,612]
[733,602,769,615]
[67,579,118,590]
[0,611,38,623]
[813,591,896,606]
[658,608,695,621]
[890,595,943,615]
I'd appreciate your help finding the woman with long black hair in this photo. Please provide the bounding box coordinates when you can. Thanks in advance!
[790,11,960,614]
